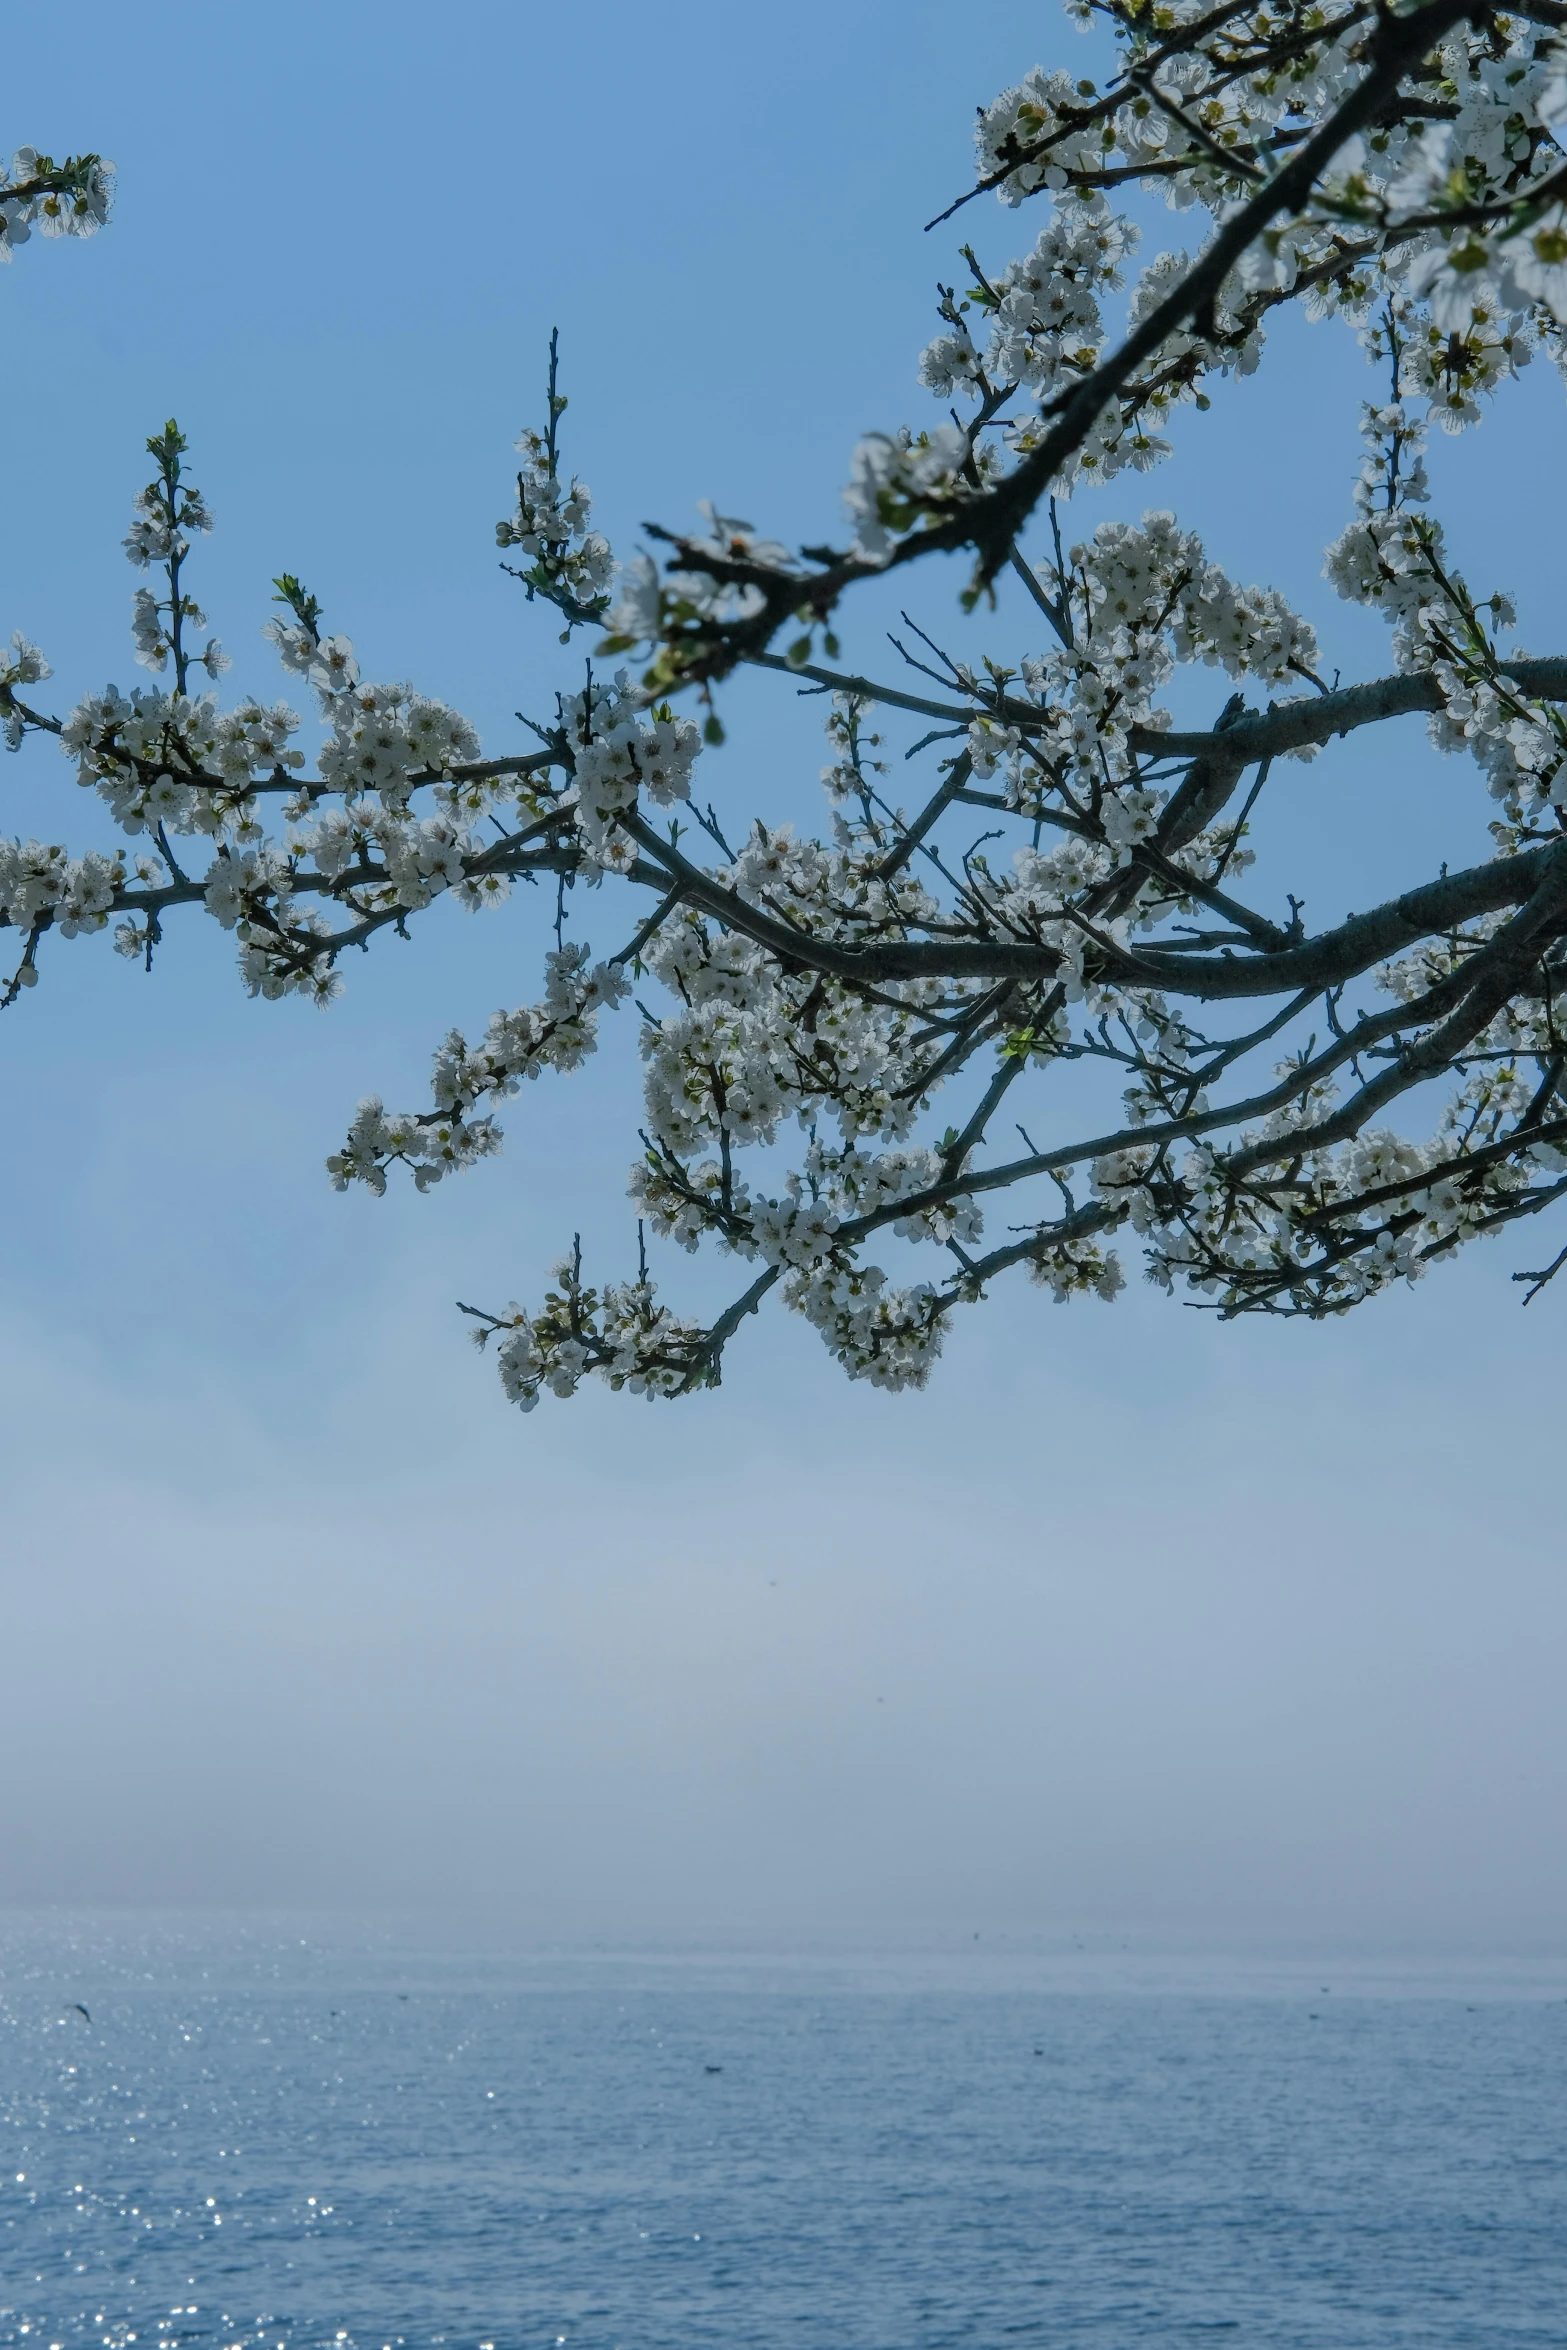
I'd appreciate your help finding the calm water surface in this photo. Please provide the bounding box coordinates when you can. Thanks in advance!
[2,1924,1564,2350]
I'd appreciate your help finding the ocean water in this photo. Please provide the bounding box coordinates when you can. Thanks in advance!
[2,1925,1565,2350]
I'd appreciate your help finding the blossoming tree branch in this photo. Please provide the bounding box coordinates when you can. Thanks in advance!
[0,143,112,258]
[7,0,1567,1406]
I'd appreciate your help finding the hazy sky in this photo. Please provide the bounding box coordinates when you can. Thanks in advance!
[2,0,1564,1951]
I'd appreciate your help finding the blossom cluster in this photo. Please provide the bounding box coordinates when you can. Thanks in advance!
[637,882,947,1159]
[0,632,52,751]
[920,199,1134,405]
[563,673,701,873]
[0,145,112,261]
[632,1139,982,1269]
[783,1261,949,1392]
[1086,1053,1567,1320]
[475,1253,711,1409]
[843,427,989,560]
[328,946,632,1194]
[61,685,302,839]
[1326,402,1566,821]
[602,502,806,667]
[0,840,141,945]
[962,510,1318,879]
[496,426,614,624]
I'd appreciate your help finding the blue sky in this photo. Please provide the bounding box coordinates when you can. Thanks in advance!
[2,0,1565,1950]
